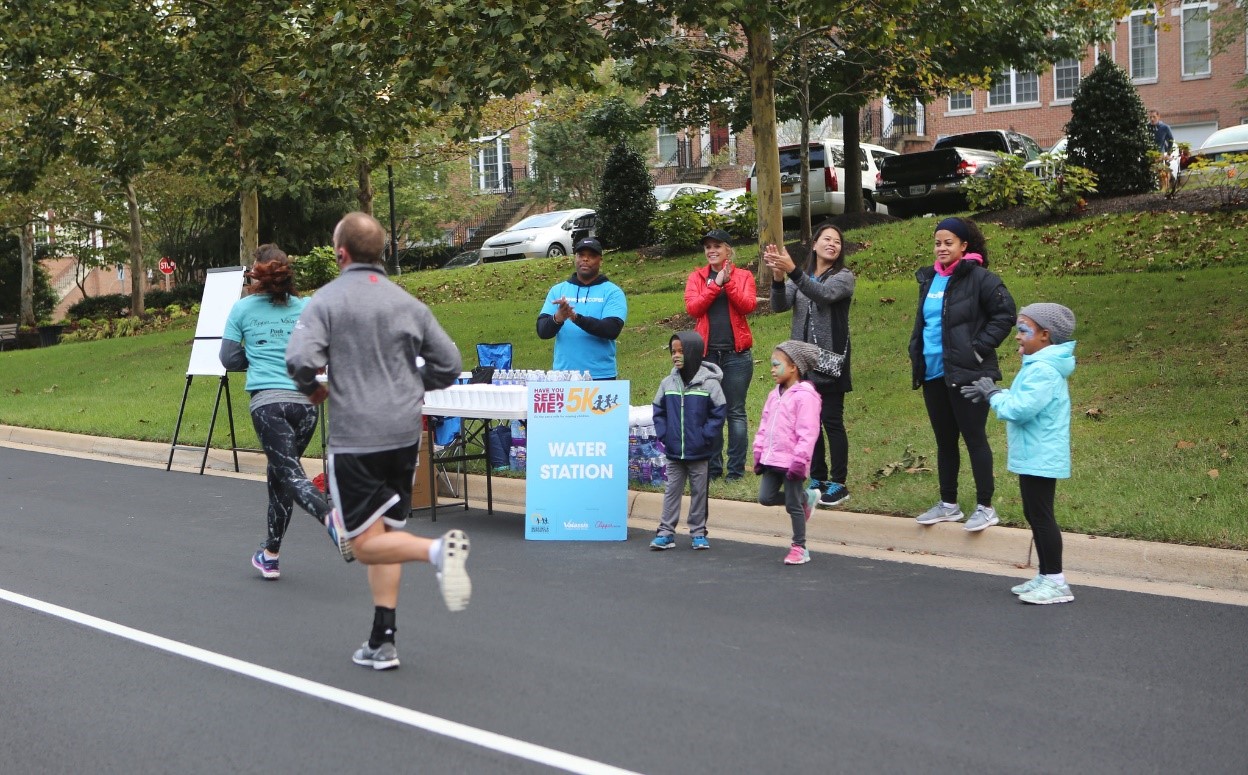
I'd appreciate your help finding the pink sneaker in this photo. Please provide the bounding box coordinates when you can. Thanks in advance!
[804,488,819,522]
[783,544,810,565]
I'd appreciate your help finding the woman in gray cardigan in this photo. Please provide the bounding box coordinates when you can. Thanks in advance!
[763,222,855,508]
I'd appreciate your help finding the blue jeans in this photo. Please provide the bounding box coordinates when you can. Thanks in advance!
[704,348,753,479]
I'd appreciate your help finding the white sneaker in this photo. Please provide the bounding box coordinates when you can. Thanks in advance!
[435,530,472,612]
[915,501,964,525]
[964,504,1000,532]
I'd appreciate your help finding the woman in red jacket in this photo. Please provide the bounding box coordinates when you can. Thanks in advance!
[685,229,757,480]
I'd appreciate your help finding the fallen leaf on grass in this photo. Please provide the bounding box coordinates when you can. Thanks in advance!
[1208,469,1220,479]
[1176,440,1196,449]
[1085,407,1105,420]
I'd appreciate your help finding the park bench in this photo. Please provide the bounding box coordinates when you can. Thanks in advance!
[0,323,17,351]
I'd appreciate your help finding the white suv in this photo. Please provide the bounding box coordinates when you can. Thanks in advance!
[748,139,898,217]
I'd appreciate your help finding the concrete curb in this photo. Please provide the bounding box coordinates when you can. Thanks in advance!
[4,425,1247,604]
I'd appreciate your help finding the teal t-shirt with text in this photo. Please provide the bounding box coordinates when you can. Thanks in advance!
[223,294,309,392]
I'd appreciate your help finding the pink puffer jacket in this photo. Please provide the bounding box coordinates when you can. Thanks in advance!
[753,381,822,477]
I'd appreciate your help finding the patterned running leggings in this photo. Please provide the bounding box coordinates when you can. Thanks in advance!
[251,401,329,554]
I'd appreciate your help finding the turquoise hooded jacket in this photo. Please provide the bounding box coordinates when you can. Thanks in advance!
[988,340,1076,479]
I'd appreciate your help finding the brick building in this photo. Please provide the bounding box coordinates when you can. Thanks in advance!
[869,6,1247,153]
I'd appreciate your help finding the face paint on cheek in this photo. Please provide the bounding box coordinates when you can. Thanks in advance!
[1017,322,1035,338]
[770,359,786,378]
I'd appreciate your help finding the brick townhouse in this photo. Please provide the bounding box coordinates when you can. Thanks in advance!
[873,4,1247,153]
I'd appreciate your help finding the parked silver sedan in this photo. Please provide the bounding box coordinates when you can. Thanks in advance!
[479,209,596,260]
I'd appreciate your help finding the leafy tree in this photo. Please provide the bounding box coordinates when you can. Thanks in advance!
[0,234,55,323]
[615,0,1128,271]
[527,90,616,208]
[596,142,655,250]
[1065,56,1155,196]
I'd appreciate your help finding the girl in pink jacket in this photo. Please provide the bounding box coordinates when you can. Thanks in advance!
[753,340,824,565]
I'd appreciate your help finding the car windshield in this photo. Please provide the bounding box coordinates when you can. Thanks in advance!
[653,186,683,202]
[443,252,478,268]
[509,211,575,230]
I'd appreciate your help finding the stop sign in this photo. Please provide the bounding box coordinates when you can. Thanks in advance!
[158,256,176,275]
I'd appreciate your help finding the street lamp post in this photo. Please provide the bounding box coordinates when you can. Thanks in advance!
[387,163,400,275]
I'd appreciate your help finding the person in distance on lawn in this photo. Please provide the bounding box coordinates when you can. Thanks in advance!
[753,340,823,565]
[536,237,628,380]
[286,211,469,670]
[685,229,756,481]
[649,331,727,551]
[220,244,352,580]
[764,221,855,509]
[910,216,1016,532]
[962,302,1077,605]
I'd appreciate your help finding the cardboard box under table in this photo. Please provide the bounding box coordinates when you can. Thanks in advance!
[417,384,526,521]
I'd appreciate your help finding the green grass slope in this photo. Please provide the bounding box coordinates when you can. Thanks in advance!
[3,210,1246,548]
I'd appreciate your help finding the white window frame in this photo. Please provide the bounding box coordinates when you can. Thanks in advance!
[469,133,511,193]
[1129,9,1159,83]
[987,69,1040,109]
[1052,57,1081,103]
[656,124,678,166]
[947,91,973,114]
[1176,1,1213,78]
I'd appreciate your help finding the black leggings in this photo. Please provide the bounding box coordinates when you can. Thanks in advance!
[921,378,994,506]
[1020,474,1062,575]
[251,401,328,554]
[810,385,847,485]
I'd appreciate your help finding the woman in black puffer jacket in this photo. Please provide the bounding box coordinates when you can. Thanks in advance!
[909,217,1016,533]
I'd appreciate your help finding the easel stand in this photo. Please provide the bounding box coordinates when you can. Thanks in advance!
[167,374,240,474]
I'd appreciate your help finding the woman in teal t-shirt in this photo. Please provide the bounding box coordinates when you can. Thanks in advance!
[221,244,351,580]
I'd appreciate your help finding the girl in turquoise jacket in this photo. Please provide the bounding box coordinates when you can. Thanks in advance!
[962,303,1077,606]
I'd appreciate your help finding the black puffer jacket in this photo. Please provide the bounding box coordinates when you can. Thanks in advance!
[908,260,1016,389]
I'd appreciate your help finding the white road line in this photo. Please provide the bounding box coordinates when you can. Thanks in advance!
[0,587,641,775]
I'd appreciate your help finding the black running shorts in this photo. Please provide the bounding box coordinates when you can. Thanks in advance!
[326,440,420,537]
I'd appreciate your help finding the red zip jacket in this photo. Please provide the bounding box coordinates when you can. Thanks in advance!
[684,263,757,353]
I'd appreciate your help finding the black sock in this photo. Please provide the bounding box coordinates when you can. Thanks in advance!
[369,606,397,648]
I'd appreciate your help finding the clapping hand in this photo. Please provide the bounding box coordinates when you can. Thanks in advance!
[959,376,1002,404]
[715,263,732,287]
[762,243,795,280]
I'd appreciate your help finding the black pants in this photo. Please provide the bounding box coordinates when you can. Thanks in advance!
[809,385,847,485]
[251,401,328,554]
[921,378,994,507]
[1020,474,1062,575]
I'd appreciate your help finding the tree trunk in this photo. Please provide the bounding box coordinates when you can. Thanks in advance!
[19,221,35,327]
[240,186,259,264]
[843,109,864,214]
[798,35,812,246]
[747,22,780,289]
[357,158,374,215]
[124,179,146,316]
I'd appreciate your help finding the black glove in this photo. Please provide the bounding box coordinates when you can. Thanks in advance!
[960,376,1002,404]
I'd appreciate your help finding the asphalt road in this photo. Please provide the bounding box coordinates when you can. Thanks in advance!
[1,446,1244,774]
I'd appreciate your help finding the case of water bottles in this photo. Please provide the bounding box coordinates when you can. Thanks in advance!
[492,369,593,385]
[628,405,667,487]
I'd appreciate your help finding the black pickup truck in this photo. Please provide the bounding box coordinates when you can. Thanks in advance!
[875,130,1043,218]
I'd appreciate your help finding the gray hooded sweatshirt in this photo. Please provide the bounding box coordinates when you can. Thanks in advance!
[286,263,462,453]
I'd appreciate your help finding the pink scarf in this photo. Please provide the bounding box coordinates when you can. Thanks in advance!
[933,252,984,277]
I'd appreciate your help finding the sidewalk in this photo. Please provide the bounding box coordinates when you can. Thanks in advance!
[4,424,1247,606]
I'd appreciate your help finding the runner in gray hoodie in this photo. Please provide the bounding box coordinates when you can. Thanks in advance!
[286,211,468,670]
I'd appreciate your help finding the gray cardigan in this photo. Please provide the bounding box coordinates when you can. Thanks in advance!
[286,263,462,453]
[770,265,855,392]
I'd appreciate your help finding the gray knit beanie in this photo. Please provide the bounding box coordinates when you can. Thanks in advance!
[774,339,822,378]
[1019,303,1076,344]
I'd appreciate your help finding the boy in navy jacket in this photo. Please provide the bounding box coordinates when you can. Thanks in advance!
[649,332,727,550]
